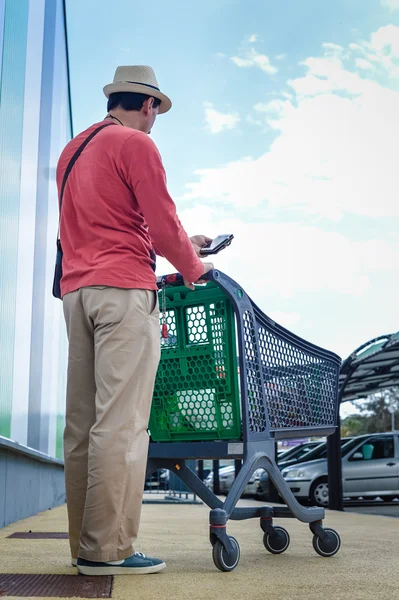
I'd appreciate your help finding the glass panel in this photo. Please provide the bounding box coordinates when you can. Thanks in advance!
[349,438,395,461]
[0,0,29,437]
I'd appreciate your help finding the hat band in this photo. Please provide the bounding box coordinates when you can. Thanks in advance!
[122,80,160,92]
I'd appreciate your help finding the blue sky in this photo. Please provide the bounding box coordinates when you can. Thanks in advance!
[66,0,399,413]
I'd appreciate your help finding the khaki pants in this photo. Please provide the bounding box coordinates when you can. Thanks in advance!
[62,286,160,562]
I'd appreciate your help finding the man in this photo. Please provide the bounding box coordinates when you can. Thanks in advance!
[56,65,214,576]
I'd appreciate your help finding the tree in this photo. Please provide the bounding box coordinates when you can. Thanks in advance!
[341,387,399,436]
[341,414,368,437]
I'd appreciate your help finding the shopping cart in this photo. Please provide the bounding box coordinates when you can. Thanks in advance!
[146,269,342,571]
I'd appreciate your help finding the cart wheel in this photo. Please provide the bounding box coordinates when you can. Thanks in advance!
[212,536,240,572]
[312,528,341,557]
[263,526,290,554]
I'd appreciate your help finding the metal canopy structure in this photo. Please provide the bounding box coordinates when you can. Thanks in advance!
[328,331,399,510]
[339,332,399,402]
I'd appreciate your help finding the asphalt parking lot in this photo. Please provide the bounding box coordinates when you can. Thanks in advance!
[345,500,399,518]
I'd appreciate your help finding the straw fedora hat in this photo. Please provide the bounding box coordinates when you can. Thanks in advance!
[103,66,172,114]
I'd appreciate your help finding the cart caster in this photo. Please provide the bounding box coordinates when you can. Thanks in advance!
[212,536,240,572]
[263,526,290,555]
[312,528,341,557]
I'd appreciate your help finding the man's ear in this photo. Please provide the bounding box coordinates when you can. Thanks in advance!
[143,97,154,114]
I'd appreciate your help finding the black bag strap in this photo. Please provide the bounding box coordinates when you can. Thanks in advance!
[57,123,113,242]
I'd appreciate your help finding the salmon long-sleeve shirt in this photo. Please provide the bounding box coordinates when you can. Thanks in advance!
[56,121,204,298]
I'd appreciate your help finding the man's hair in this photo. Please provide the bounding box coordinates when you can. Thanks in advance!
[107,91,161,112]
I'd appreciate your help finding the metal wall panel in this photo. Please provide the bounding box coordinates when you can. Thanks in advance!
[42,0,70,459]
[27,0,58,453]
[0,0,5,81]
[0,445,65,527]
[10,0,46,447]
[0,453,6,527]
[0,0,29,439]
[1,0,71,458]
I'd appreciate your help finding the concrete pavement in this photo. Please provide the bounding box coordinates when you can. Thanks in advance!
[1,499,399,600]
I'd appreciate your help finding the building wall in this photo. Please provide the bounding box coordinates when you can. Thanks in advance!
[0,0,71,458]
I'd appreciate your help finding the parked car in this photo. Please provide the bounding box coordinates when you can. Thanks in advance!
[205,465,266,496]
[244,468,266,495]
[256,438,353,500]
[205,442,340,497]
[145,469,170,490]
[277,441,323,465]
[278,442,326,469]
[281,432,399,506]
[205,466,235,494]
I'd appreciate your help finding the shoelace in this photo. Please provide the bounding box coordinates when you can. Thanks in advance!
[134,552,146,558]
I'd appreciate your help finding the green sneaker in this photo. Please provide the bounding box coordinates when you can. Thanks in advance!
[77,552,166,576]
[71,558,77,567]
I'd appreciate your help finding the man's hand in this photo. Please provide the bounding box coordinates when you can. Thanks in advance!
[190,235,213,257]
[184,262,214,290]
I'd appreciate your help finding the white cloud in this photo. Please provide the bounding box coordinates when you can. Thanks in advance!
[249,34,258,43]
[254,99,292,115]
[381,0,399,10]
[157,205,399,300]
[163,27,399,360]
[173,27,399,358]
[156,203,399,357]
[322,42,344,52]
[204,102,240,134]
[346,26,399,78]
[185,27,399,220]
[288,56,382,97]
[231,47,278,75]
[231,56,255,68]
[246,114,264,127]
[370,24,399,56]
[269,311,301,328]
[355,58,375,70]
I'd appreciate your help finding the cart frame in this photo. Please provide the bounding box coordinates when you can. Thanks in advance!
[147,270,342,570]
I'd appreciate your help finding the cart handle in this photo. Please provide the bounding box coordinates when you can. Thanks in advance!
[156,271,212,289]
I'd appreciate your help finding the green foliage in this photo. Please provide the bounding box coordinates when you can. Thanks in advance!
[341,387,399,437]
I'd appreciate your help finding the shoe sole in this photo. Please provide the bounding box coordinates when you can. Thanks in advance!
[77,562,166,576]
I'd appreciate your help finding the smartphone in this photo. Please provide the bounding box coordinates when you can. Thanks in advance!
[200,234,234,256]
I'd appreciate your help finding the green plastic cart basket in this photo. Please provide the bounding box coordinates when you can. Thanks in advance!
[149,282,241,442]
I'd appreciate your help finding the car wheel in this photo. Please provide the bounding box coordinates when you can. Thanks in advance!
[310,478,329,507]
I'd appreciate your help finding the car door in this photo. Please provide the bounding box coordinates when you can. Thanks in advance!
[343,436,399,497]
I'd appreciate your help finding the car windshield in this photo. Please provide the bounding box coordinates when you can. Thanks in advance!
[287,437,367,465]
[284,437,351,463]
[294,445,320,459]
[277,443,319,462]
[280,442,326,462]
[341,437,370,457]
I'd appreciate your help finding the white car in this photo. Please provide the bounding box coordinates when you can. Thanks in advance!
[205,465,265,496]
[205,466,235,494]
